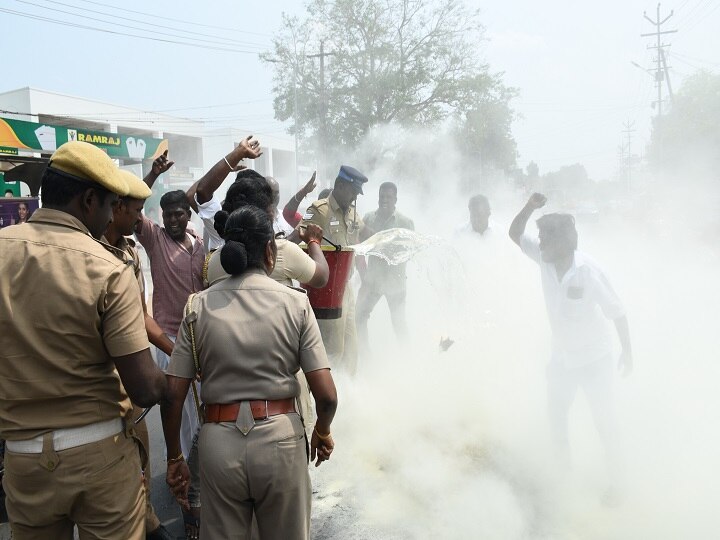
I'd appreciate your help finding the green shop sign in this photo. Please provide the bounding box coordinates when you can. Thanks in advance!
[0,116,168,160]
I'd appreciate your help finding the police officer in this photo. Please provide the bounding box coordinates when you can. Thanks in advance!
[0,141,167,540]
[102,170,174,540]
[161,205,338,540]
[298,165,368,375]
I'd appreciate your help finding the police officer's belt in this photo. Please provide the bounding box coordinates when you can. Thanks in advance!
[5,418,123,454]
[205,399,297,423]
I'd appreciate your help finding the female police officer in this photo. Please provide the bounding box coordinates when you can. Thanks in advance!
[161,205,337,540]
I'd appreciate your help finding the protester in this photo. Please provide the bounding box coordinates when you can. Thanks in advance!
[103,169,175,540]
[456,194,492,235]
[137,152,206,538]
[356,181,415,354]
[299,165,368,375]
[161,205,338,540]
[282,171,318,228]
[509,192,632,502]
[189,136,262,252]
[0,141,166,539]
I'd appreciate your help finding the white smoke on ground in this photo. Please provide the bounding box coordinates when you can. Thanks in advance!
[309,123,720,538]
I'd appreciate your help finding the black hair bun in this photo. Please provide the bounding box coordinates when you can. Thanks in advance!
[220,240,248,275]
[214,210,229,236]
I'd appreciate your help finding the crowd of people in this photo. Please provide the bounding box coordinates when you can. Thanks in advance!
[0,134,632,539]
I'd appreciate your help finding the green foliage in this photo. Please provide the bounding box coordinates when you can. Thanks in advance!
[262,0,517,172]
[647,70,720,173]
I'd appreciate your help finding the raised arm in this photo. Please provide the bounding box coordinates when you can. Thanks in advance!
[509,192,547,245]
[143,150,175,189]
[196,136,262,205]
[283,172,317,227]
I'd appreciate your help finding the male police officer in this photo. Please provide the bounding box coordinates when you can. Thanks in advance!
[103,169,174,540]
[0,141,167,540]
[299,165,367,375]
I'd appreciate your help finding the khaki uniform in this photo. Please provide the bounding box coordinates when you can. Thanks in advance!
[102,234,161,534]
[299,193,363,374]
[167,270,330,540]
[0,209,149,540]
[204,238,318,435]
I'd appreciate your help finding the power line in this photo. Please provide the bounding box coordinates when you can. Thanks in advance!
[0,7,261,54]
[68,0,273,38]
[14,0,268,51]
[641,4,677,118]
[25,0,270,49]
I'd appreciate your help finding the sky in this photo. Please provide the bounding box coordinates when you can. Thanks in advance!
[1,0,718,180]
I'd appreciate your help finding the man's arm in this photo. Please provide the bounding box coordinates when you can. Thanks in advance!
[509,193,547,245]
[614,316,633,376]
[143,150,175,189]
[141,294,174,356]
[283,172,317,227]
[113,349,167,407]
[196,136,262,205]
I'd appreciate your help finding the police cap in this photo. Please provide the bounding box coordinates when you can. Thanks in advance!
[48,141,129,196]
[336,165,368,195]
[118,169,152,200]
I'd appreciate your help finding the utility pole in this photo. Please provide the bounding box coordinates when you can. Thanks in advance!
[307,41,334,185]
[621,120,636,192]
[641,4,677,117]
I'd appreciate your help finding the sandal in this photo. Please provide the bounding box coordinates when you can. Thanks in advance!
[183,511,200,540]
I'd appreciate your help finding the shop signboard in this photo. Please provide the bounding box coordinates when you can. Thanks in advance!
[0,116,168,160]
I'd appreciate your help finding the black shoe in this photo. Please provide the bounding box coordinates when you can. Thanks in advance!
[146,523,176,540]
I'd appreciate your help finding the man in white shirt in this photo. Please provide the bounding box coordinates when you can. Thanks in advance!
[456,194,493,235]
[509,193,632,494]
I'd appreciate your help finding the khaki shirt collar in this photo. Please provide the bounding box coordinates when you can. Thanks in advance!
[28,207,93,236]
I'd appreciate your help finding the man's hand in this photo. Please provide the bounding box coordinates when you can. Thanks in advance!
[166,459,191,511]
[300,171,317,197]
[526,193,547,210]
[152,150,175,177]
[236,135,262,160]
[618,350,633,377]
[298,223,323,244]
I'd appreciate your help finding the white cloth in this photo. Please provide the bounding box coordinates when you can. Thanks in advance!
[519,235,625,368]
[454,220,495,236]
[156,334,201,459]
[195,195,224,252]
[274,213,294,236]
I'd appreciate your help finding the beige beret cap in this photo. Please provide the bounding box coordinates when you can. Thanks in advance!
[48,141,128,196]
[118,169,152,200]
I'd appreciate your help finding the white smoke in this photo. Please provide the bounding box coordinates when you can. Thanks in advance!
[308,122,720,539]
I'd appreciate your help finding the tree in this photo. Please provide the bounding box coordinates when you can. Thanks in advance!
[647,70,720,175]
[262,0,517,175]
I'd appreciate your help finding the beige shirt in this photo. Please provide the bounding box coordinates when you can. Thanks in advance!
[299,193,363,247]
[204,238,316,288]
[167,270,329,403]
[0,209,149,440]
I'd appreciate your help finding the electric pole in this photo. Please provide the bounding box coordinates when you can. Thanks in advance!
[621,120,636,192]
[307,41,335,185]
[641,4,677,117]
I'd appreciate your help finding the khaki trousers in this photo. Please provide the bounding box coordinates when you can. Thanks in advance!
[199,413,310,540]
[317,284,358,375]
[128,404,161,532]
[3,429,145,540]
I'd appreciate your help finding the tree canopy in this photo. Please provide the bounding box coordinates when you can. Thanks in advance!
[647,70,720,175]
[262,0,518,174]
